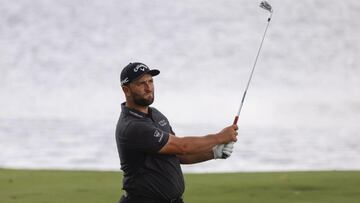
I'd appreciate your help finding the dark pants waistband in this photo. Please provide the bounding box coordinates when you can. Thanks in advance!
[119,194,183,203]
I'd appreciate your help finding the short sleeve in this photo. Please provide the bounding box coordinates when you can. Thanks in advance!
[123,121,169,153]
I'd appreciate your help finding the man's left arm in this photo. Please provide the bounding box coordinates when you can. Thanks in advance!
[177,151,213,164]
[177,143,234,164]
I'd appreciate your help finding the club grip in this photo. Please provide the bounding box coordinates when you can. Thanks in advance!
[233,116,239,125]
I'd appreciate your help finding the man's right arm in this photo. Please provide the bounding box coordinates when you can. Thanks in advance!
[158,125,238,155]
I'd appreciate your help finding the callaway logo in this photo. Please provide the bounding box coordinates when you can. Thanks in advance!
[158,119,167,127]
[154,130,164,142]
[133,64,148,72]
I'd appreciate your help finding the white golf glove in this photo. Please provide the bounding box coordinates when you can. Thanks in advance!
[213,142,234,159]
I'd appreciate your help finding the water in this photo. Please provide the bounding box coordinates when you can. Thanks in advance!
[0,118,116,170]
[0,0,359,172]
[1,118,359,172]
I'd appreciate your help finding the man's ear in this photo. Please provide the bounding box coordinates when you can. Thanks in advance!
[122,85,131,97]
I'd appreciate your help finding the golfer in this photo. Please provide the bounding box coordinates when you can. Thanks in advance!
[115,62,238,203]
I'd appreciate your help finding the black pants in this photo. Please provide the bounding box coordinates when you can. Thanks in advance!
[119,195,184,203]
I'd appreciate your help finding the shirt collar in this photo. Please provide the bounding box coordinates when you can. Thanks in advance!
[121,102,152,119]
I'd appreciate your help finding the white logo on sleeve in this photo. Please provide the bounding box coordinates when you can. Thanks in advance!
[158,119,167,127]
[154,130,164,142]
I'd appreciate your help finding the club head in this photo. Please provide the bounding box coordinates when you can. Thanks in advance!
[259,1,273,13]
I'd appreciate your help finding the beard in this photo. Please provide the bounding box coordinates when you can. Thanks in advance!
[132,92,154,107]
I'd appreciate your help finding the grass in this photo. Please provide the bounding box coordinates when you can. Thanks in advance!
[185,171,360,203]
[1,168,359,203]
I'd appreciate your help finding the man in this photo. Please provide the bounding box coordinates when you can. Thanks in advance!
[115,62,238,203]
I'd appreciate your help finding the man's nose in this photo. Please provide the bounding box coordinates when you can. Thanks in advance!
[144,82,152,92]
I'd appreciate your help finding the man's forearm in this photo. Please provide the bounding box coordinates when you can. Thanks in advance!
[159,125,238,155]
[177,151,214,164]
[180,134,221,154]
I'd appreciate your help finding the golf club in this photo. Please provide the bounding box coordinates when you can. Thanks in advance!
[221,1,273,159]
[233,1,273,125]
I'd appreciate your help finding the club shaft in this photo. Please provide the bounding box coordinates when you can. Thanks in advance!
[233,12,272,125]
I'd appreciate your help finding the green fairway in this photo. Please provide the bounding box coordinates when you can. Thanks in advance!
[1,169,359,203]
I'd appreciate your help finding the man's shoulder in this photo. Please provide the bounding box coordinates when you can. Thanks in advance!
[150,106,160,113]
[150,106,167,118]
[116,115,152,135]
[116,114,137,137]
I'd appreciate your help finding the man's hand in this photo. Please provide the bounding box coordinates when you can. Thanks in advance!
[221,142,234,158]
[213,142,234,159]
[216,125,238,144]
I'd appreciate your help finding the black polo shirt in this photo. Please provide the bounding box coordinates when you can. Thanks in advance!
[115,103,185,201]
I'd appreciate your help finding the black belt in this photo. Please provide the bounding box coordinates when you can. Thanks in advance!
[122,191,183,203]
